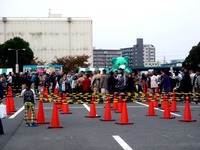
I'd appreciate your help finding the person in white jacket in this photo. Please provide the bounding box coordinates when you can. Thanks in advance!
[150,71,158,96]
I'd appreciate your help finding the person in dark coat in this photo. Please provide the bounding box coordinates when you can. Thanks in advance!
[107,72,117,93]
[180,70,192,93]
[0,81,4,134]
[162,70,171,93]
[126,73,134,93]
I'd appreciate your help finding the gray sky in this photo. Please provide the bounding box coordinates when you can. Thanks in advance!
[1,0,200,63]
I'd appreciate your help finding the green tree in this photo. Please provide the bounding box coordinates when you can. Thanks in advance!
[183,42,200,70]
[0,37,34,72]
[51,55,91,72]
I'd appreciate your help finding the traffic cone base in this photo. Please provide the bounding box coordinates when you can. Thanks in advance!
[47,126,63,129]
[115,122,134,125]
[160,116,175,119]
[85,115,101,118]
[179,119,196,122]
[37,121,50,124]
[100,119,115,121]
[146,114,157,116]
[61,112,72,114]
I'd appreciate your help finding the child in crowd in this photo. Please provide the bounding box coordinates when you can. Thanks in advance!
[21,80,37,127]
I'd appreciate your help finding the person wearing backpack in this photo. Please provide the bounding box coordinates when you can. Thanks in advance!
[21,80,37,127]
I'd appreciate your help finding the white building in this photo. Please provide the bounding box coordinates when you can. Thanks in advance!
[0,15,93,65]
[143,44,156,66]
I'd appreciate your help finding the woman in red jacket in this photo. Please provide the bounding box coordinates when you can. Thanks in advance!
[81,74,91,93]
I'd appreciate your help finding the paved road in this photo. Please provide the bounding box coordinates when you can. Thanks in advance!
[0,96,200,150]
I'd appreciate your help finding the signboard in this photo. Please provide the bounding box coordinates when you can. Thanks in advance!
[0,68,13,75]
[23,65,62,75]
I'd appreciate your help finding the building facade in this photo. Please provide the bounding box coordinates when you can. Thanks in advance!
[0,15,93,65]
[93,49,121,68]
[121,47,134,68]
[143,44,156,66]
[121,38,156,68]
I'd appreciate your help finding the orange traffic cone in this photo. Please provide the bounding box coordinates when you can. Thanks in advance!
[116,100,133,125]
[146,100,157,116]
[7,86,13,96]
[160,98,175,119]
[85,102,101,118]
[36,99,49,124]
[153,95,159,107]
[43,87,48,99]
[6,96,12,115]
[112,98,118,110]
[170,95,179,112]
[179,97,196,122]
[56,100,62,109]
[161,93,168,110]
[61,103,72,114]
[48,102,63,128]
[115,97,122,113]
[100,99,115,121]
[9,96,16,112]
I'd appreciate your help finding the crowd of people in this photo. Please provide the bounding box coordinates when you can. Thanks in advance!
[0,68,200,98]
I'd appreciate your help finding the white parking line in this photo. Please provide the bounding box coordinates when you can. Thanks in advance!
[135,102,182,117]
[9,106,24,119]
[113,135,133,150]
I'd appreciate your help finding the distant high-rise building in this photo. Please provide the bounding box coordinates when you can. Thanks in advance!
[121,38,156,68]
[93,49,121,68]
[0,15,93,65]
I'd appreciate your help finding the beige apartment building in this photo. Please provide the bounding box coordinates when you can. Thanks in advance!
[0,14,93,65]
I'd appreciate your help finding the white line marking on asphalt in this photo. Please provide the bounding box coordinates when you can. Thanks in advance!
[82,103,99,116]
[191,102,200,106]
[135,102,182,117]
[82,103,90,111]
[113,135,133,150]
[9,106,24,119]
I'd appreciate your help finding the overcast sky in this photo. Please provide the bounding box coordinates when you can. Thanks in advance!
[1,0,200,63]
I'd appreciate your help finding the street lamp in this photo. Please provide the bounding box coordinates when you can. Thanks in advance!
[8,48,25,73]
